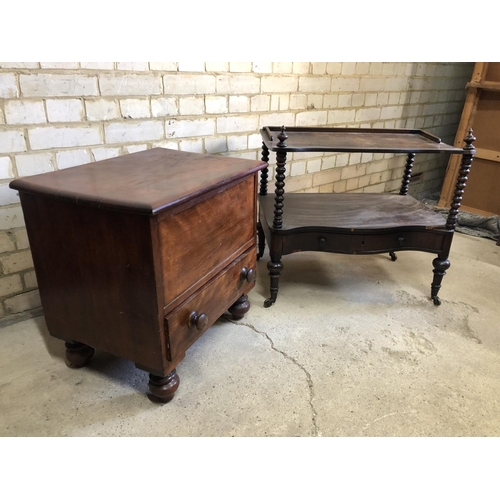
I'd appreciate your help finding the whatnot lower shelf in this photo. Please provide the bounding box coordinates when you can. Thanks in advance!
[259,193,447,232]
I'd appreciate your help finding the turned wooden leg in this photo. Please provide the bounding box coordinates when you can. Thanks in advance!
[389,252,397,262]
[431,256,450,306]
[65,341,95,368]
[148,369,180,404]
[228,294,250,320]
[264,259,283,308]
[257,221,265,261]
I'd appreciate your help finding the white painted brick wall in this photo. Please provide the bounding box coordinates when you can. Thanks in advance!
[0,61,473,319]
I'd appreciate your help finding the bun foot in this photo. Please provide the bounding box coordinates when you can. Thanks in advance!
[228,294,250,320]
[148,369,180,404]
[389,252,397,262]
[264,298,275,308]
[432,296,441,306]
[65,341,95,368]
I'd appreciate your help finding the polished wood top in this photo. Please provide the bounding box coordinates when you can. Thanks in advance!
[259,193,447,231]
[261,126,465,154]
[10,148,267,215]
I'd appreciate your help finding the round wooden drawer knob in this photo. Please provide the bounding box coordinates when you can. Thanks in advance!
[241,267,255,283]
[188,311,208,331]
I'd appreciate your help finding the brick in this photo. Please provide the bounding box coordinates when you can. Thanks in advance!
[106,121,163,143]
[20,74,98,97]
[85,99,120,121]
[307,159,321,173]
[0,62,38,68]
[23,270,38,289]
[0,157,13,179]
[0,206,24,229]
[205,96,227,115]
[365,93,377,106]
[273,63,293,73]
[296,110,327,126]
[0,183,19,205]
[164,74,215,95]
[12,228,29,249]
[369,62,383,76]
[0,130,26,153]
[289,94,307,109]
[166,118,215,138]
[46,99,84,122]
[56,149,91,169]
[1,250,33,273]
[178,63,205,72]
[4,100,46,124]
[80,62,114,70]
[307,95,322,109]
[248,133,262,149]
[16,153,54,176]
[100,75,162,96]
[252,63,272,73]
[258,113,295,128]
[125,145,148,154]
[217,75,260,94]
[152,140,178,149]
[120,98,151,119]
[179,97,204,115]
[312,168,341,187]
[312,63,327,75]
[150,62,177,71]
[270,94,289,111]
[326,63,342,75]
[341,63,356,75]
[92,147,120,161]
[328,109,355,124]
[292,63,310,74]
[286,174,312,192]
[341,164,366,180]
[299,76,331,93]
[352,94,365,107]
[0,73,18,98]
[360,78,386,92]
[381,106,403,120]
[230,62,252,73]
[0,275,23,296]
[318,184,333,193]
[40,62,79,69]
[290,161,306,176]
[261,76,296,93]
[29,126,101,150]
[206,62,228,72]
[385,78,408,91]
[346,178,359,191]
[355,63,370,75]
[205,137,227,154]
[116,62,149,71]
[229,96,249,113]
[251,95,270,112]
[355,108,381,122]
[324,94,339,109]
[151,97,178,117]
[4,290,41,314]
[0,232,15,252]
[331,78,360,92]
[217,115,258,134]
[179,138,203,153]
[227,135,247,151]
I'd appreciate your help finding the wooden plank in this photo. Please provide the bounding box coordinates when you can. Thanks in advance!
[485,63,500,82]
[467,81,500,91]
[437,62,487,209]
[475,148,500,163]
[461,158,500,216]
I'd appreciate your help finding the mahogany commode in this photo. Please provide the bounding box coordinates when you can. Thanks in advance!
[10,148,266,403]
[258,126,475,307]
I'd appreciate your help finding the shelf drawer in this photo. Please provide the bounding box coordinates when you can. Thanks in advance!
[165,248,256,362]
[158,176,256,309]
[283,230,446,255]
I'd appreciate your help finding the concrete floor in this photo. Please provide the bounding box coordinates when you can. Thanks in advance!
[1,232,499,437]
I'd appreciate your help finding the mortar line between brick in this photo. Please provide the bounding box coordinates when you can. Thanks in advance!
[225,317,319,437]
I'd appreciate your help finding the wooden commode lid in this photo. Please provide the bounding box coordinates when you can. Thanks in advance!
[10,148,266,215]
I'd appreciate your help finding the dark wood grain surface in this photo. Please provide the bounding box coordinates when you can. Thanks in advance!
[10,148,266,215]
[259,193,447,231]
[261,127,464,153]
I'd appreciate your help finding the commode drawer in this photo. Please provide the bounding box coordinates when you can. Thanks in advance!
[165,248,256,361]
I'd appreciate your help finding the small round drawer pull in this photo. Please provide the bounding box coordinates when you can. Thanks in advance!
[240,267,256,283]
[188,311,208,331]
[398,237,406,247]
